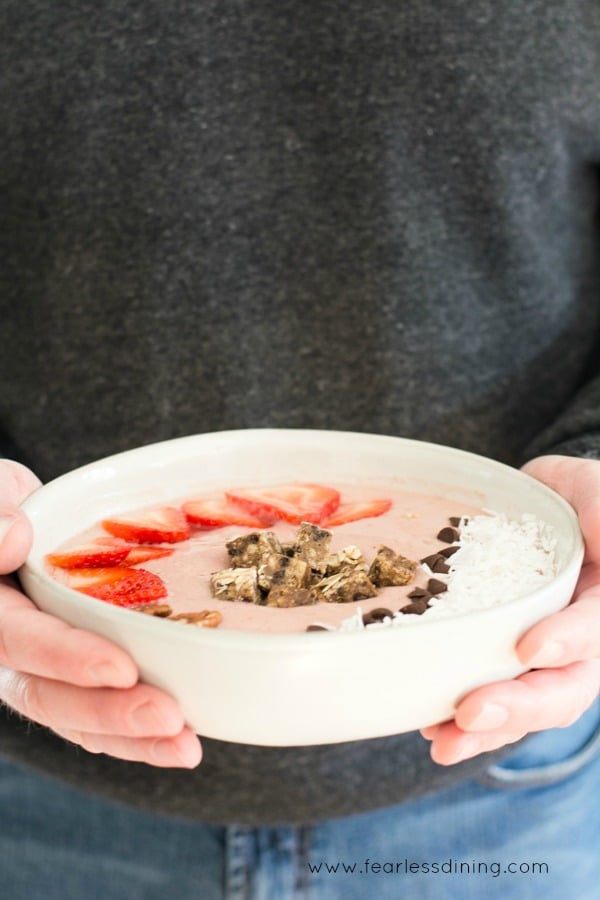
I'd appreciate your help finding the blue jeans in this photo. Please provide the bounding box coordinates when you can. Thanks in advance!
[1,700,598,900]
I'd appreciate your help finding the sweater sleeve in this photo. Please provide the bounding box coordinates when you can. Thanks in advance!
[522,348,600,462]
[0,423,31,467]
[521,178,600,463]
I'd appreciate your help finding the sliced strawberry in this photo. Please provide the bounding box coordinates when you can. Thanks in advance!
[68,566,168,607]
[46,537,131,569]
[67,566,136,589]
[226,483,341,525]
[182,497,273,528]
[124,545,175,565]
[102,506,190,544]
[322,498,392,527]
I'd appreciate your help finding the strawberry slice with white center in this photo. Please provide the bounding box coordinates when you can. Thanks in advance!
[183,497,272,528]
[68,567,168,607]
[322,498,392,527]
[124,545,175,565]
[225,483,341,525]
[102,506,190,544]
[46,537,131,569]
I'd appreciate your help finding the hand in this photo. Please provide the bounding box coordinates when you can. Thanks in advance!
[421,454,600,765]
[0,460,202,768]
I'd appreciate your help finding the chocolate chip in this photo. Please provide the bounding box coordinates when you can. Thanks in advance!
[399,599,428,615]
[362,607,393,626]
[439,545,459,558]
[421,553,450,573]
[407,586,431,600]
[427,577,447,595]
[448,517,462,527]
[306,624,329,632]
[420,552,444,568]
[436,526,460,543]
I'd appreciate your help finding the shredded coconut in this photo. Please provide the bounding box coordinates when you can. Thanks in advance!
[334,511,558,631]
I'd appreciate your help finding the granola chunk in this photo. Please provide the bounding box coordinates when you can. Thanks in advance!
[291,522,333,574]
[210,566,262,603]
[324,544,367,575]
[226,531,282,567]
[368,546,417,587]
[314,569,378,603]
[257,553,311,592]
[265,585,317,608]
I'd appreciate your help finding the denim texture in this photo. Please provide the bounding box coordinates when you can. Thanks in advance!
[1,699,598,900]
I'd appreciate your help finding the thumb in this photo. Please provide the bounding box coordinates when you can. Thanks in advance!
[521,455,600,566]
[0,460,43,575]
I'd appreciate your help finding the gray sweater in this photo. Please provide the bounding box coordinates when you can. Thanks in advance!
[0,1,599,825]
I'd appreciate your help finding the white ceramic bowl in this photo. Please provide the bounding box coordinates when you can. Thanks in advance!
[19,429,583,746]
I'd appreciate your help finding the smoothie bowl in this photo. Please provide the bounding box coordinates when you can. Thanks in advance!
[19,429,584,746]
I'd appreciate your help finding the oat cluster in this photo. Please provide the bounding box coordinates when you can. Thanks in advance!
[210,523,418,608]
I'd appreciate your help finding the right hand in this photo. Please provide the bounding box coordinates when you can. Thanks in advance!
[0,460,202,767]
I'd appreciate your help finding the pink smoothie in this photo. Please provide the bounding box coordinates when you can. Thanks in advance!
[48,484,485,633]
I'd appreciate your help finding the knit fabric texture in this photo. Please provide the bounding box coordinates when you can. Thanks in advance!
[0,0,599,823]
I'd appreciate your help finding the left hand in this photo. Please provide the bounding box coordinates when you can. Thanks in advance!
[420,454,600,765]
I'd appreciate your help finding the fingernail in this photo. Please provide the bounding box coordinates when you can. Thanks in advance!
[152,738,201,768]
[420,726,440,740]
[524,641,565,668]
[467,702,509,731]
[442,735,481,765]
[0,513,19,542]
[86,661,129,686]
[130,701,173,734]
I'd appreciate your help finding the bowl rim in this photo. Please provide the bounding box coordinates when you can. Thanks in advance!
[20,428,585,651]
